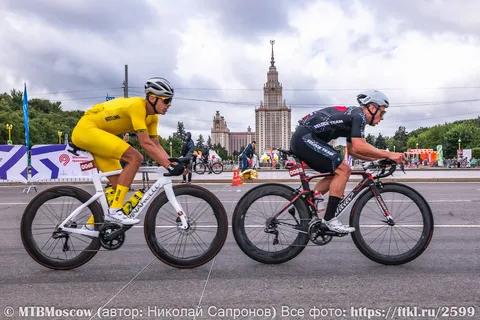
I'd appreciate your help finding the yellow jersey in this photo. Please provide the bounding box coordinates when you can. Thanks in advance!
[84,97,158,136]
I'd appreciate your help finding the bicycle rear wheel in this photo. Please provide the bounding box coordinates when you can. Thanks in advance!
[21,186,103,270]
[232,184,310,264]
[144,184,228,268]
[194,162,206,174]
[211,162,223,174]
[350,183,434,265]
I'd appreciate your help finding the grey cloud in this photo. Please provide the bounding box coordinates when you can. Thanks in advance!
[198,0,306,40]
[362,0,480,36]
[2,0,156,36]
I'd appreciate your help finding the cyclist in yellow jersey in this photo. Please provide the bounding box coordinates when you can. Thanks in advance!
[72,77,184,225]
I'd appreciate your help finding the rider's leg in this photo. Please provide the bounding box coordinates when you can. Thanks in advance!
[324,162,351,221]
[314,176,334,195]
[110,147,143,210]
[241,156,248,171]
[187,161,193,182]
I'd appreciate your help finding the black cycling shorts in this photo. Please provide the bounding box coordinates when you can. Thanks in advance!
[290,126,342,173]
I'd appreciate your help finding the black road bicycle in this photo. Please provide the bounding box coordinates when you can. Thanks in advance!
[194,159,223,175]
[232,150,434,265]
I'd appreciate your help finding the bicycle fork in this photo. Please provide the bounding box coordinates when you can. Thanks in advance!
[163,183,189,230]
[370,185,395,226]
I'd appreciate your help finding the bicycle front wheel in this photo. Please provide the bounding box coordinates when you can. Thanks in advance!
[211,162,223,174]
[144,184,228,268]
[194,163,206,174]
[21,186,103,270]
[232,184,310,264]
[350,183,434,265]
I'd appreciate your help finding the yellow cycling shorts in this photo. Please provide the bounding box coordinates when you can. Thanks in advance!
[72,117,131,172]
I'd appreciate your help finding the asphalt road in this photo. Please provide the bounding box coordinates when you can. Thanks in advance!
[0,182,479,320]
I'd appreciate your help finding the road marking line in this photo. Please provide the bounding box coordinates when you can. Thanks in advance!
[89,258,156,320]
[127,224,480,229]
[0,199,477,205]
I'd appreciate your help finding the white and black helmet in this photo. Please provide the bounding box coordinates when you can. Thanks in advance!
[357,90,389,107]
[145,77,174,97]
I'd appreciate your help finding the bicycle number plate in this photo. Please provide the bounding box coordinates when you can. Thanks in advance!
[288,164,304,176]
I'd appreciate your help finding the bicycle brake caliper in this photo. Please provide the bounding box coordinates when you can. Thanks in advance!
[177,211,189,229]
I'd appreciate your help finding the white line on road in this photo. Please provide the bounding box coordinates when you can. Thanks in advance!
[128,224,480,229]
[0,199,477,205]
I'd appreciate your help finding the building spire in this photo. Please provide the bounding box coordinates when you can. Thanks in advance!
[270,39,275,67]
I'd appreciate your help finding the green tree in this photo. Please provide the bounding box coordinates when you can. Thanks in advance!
[374,133,387,149]
[207,135,212,148]
[196,134,205,149]
[213,143,228,160]
[472,147,480,159]
[173,121,187,142]
[365,133,376,145]
[392,126,408,152]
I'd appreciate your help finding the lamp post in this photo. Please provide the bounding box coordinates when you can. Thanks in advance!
[57,131,63,144]
[393,145,396,153]
[169,140,173,157]
[458,138,462,151]
[5,123,13,145]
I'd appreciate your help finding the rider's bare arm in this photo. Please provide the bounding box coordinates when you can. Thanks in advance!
[347,143,377,161]
[137,131,170,167]
[350,138,405,164]
[350,138,391,159]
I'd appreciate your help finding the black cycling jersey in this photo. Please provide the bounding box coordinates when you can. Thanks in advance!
[298,106,366,142]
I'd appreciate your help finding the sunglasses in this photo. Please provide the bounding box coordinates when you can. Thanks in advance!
[372,103,387,116]
[152,95,172,106]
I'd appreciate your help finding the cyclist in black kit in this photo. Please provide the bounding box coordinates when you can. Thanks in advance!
[291,90,405,233]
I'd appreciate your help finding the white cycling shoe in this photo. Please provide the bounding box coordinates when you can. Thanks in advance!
[323,217,355,234]
[105,208,140,225]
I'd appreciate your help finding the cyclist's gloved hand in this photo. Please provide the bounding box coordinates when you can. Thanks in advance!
[167,162,185,176]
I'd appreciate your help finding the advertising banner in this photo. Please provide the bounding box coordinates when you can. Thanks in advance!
[436,145,444,167]
[30,144,97,181]
[0,145,28,183]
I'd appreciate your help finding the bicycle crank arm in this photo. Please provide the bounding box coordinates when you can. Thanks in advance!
[103,225,132,241]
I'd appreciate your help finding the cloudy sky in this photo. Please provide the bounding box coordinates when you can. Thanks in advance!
[1,0,480,140]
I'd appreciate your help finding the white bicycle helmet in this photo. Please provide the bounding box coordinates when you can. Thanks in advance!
[357,89,389,107]
[145,77,174,97]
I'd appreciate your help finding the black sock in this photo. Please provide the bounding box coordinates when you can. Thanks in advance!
[324,196,342,221]
[188,172,192,182]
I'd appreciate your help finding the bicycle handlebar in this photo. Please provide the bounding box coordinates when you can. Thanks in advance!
[363,159,404,179]
[163,158,189,177]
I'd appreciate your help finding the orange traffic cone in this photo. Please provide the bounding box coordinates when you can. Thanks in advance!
[231,167,243,186]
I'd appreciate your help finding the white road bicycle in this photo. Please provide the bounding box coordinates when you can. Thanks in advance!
[21,159,228,270]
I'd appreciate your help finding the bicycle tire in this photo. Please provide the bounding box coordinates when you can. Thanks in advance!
[21,186,103,270]
[194,162,206,175]
[211,162,223,174]
[350,183,434,265]
[144,184,228,268]
[232,184,310,264]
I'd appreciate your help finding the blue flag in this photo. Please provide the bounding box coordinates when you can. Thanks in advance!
[22,83,30,148]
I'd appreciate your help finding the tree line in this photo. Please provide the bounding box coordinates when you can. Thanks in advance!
[0,90,229,159]
[1,90,478,159]
[366,118,480,158]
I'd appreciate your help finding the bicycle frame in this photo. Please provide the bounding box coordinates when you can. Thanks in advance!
[274,162,393,222]
[57,167,189,238]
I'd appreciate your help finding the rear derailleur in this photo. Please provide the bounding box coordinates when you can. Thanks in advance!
[264,217,280,245]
